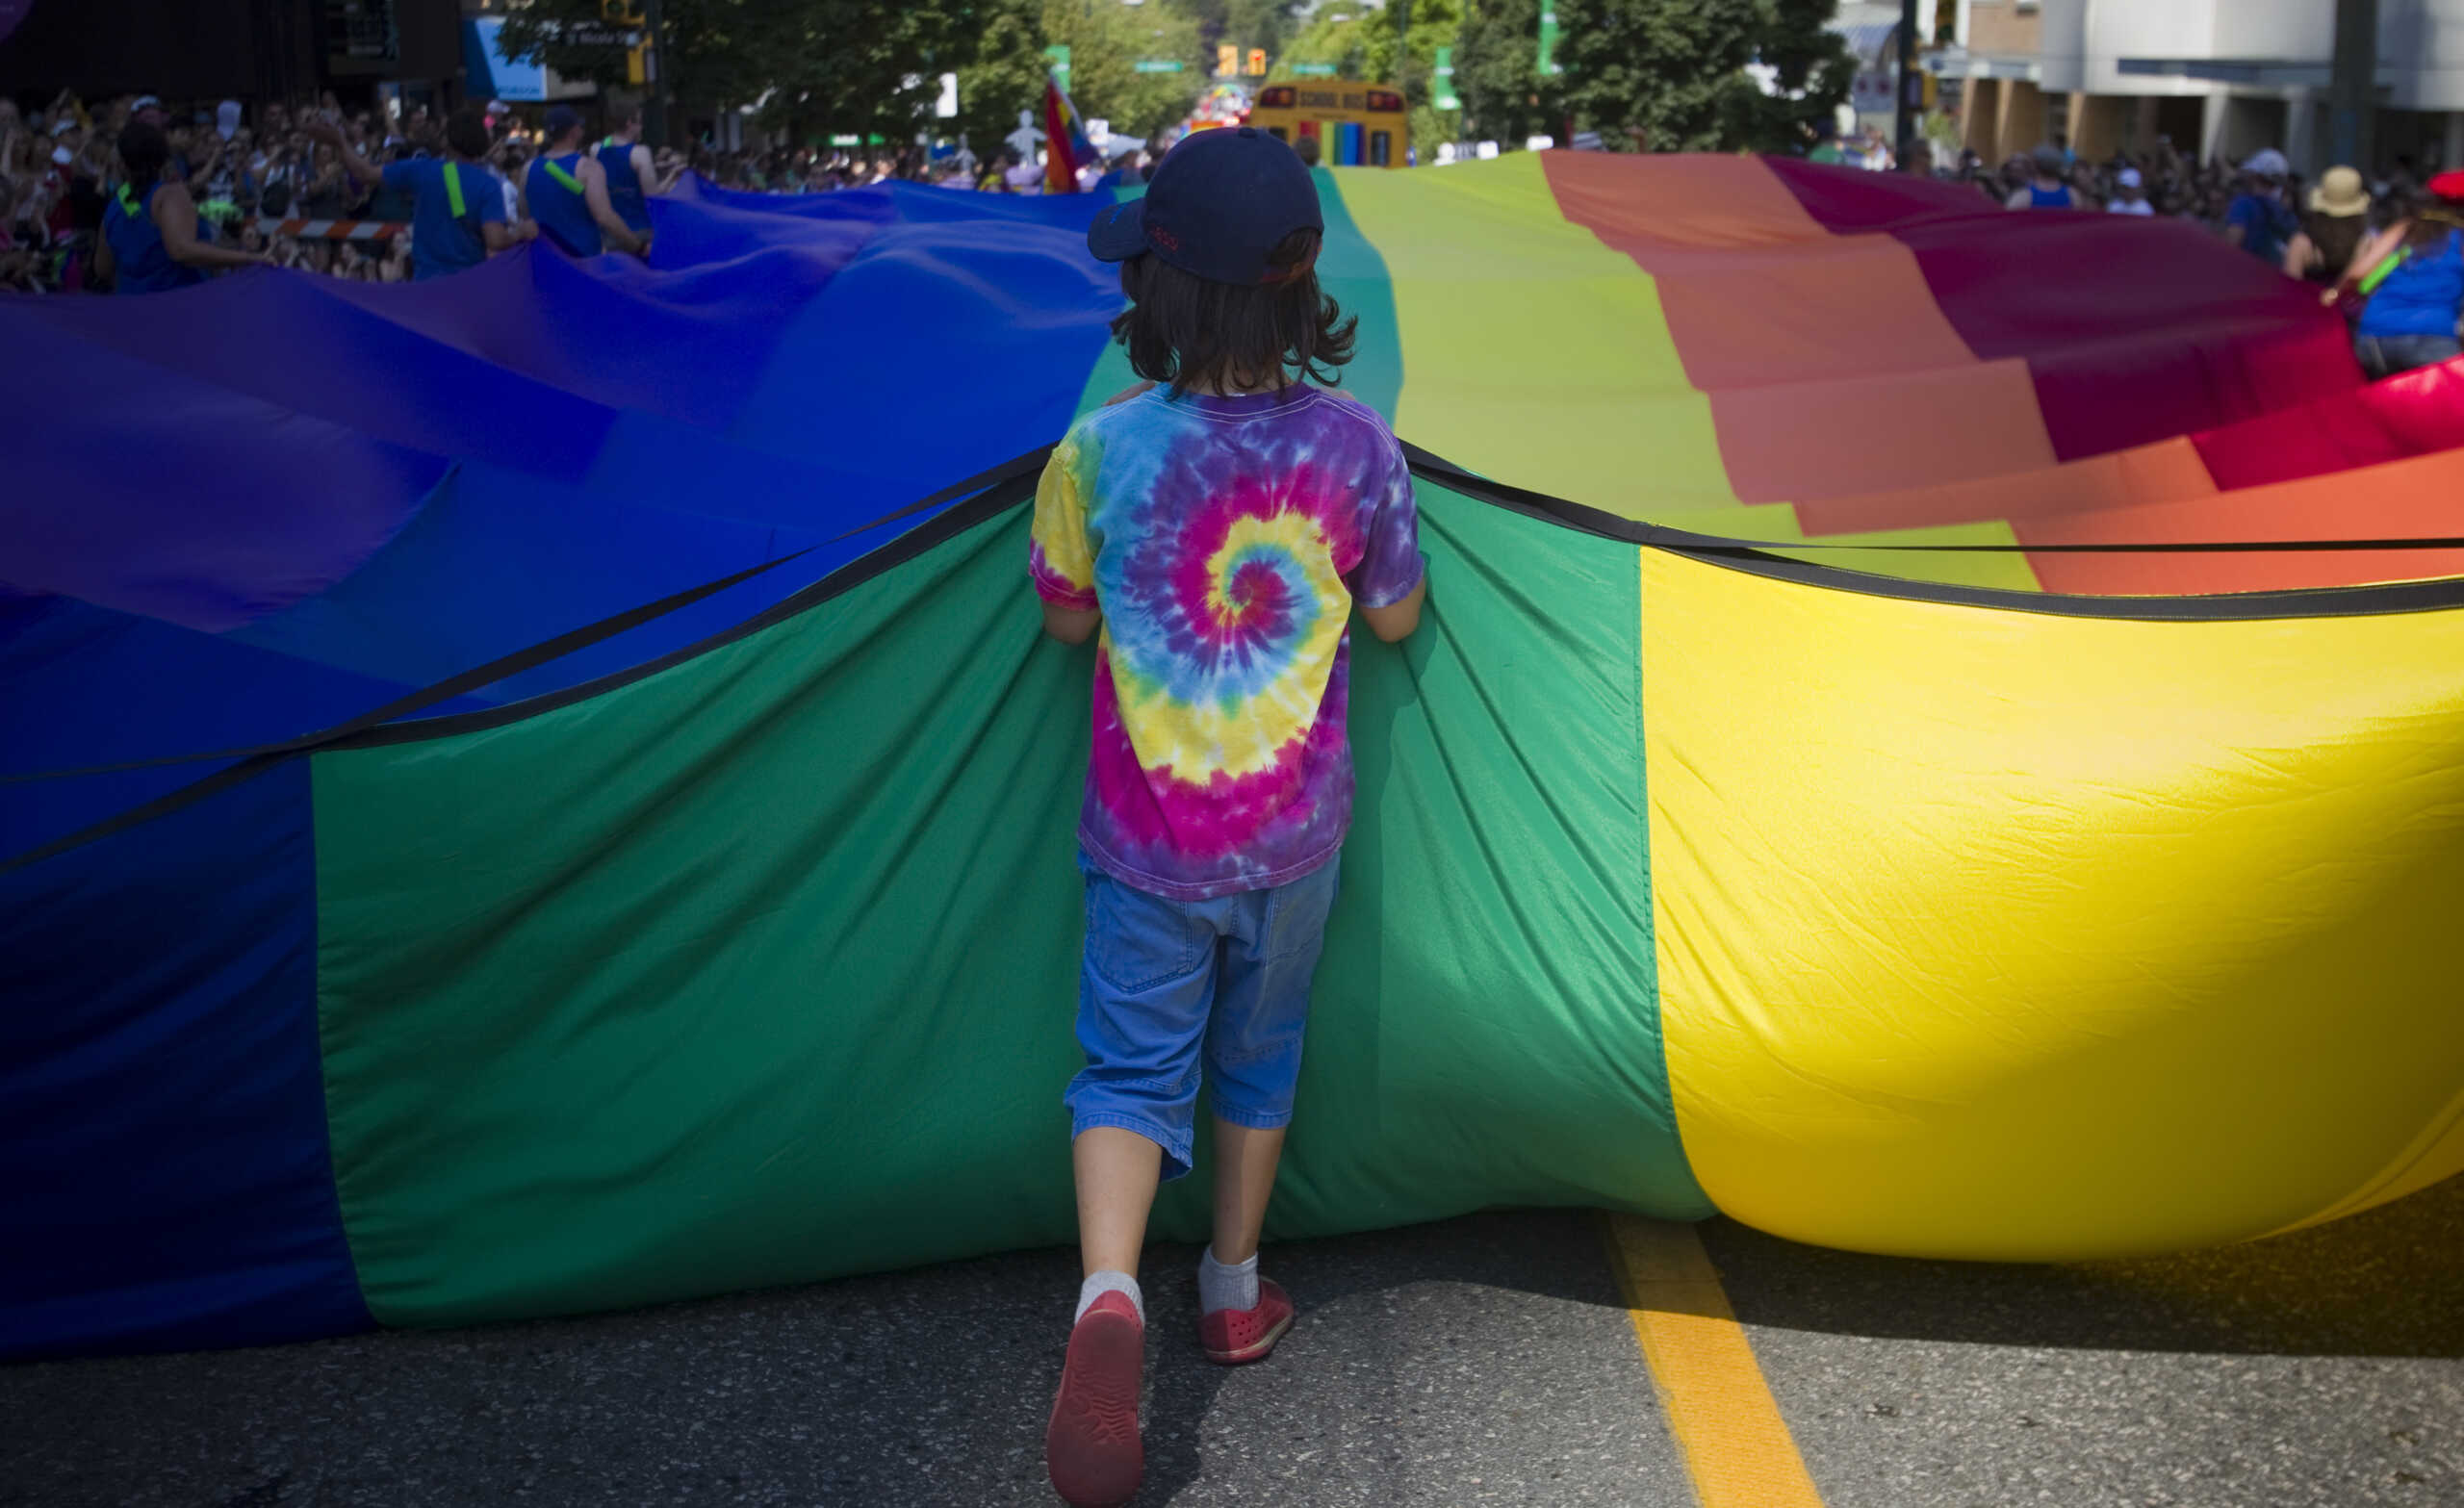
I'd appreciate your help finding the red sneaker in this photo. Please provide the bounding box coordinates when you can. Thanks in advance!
[1046,1291,1143,1507]
[1198,1277,1294,1366]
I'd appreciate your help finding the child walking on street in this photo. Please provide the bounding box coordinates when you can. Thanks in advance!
[1028,126,1426,1507]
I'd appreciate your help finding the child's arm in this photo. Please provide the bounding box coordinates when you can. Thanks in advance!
[1041,601,1102,644]
[1358,577,1424,642]
[1031,435,1102,644]
[1349,436,1424,643]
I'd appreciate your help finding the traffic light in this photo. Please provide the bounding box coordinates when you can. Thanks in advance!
[1219,43,1238,76]
[1246,47,1267,75]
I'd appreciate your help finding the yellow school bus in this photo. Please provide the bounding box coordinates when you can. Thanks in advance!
[1246,80,1408,167]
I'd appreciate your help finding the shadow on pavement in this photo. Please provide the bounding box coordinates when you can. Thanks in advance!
[1702,1172,2464,1360]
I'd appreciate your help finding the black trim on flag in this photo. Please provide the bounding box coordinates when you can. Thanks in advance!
[0,447,1051,874]
[1401,444,2464,623]
[11,434,2464,874]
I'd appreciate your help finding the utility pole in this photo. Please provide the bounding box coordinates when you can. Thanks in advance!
[1893,0,1919,169]
[1396,0,1412,92]
[2327,0,2376,175]
[642,0,671,149]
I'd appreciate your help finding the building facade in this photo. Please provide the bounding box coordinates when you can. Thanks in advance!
[0,0,463,112]
[1941,0,2464,174]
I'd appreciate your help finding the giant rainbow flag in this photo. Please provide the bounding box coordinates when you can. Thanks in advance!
[6,154,2463,1362]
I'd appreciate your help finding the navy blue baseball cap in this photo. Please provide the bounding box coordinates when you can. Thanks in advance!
[1088,125,1324,286]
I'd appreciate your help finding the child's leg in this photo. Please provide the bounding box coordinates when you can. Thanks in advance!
[1208,1119,1286,1266]
[1200,855,1341,1278]
[1062,861,1225,1277]
[1050,865,1222,1504]
[1074,1126,1163,1278]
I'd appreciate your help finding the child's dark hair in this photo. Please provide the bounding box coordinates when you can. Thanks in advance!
[1111,230,1356,395]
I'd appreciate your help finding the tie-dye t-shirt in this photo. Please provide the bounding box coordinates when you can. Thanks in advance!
[1030,385,1423,901]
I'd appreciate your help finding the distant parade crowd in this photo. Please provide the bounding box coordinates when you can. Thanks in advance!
[4,84,2458,381]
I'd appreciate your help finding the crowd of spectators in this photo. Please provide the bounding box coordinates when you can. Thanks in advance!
[0,87,694,293]
[690,124,1168,196]
[689,145,1133,195]
[1936,134,2427,236]
[1932,135,2461,374]
[1,85,1164,293]
[12,83,2453,378]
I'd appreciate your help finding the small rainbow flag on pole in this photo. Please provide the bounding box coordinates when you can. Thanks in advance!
[1042,71,1097,194]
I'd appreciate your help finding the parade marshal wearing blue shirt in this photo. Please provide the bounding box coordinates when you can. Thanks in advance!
[313,107,530,281]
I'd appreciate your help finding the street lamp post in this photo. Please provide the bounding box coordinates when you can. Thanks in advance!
[2327,0,2377,174]
[642,0,671,149]
[1893,0,1918,169]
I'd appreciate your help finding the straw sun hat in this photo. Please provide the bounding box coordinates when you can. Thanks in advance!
[2309,166,2370,217]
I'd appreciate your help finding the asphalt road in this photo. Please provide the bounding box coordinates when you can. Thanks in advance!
[5,1179,2458,1508]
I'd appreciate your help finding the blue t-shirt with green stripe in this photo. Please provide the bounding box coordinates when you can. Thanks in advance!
[383,158,505,282]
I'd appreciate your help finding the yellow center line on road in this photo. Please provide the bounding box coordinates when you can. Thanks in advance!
[1603,1213,1827,1508]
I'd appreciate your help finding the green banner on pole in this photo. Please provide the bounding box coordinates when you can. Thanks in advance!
[1042,43,1071,87]
[1537,9,1561,76]
[1433,43,1460,110]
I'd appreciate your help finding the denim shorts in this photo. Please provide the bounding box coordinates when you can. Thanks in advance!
[2355,331,2462,379]
[1064,849,1342,1181]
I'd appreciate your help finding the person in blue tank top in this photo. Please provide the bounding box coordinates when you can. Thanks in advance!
[2004,144,2074,210]
[523,106,647,261]
[310,107,530,281]
[2348,172,2464,378]
[595,106,679,238]
[93,120,270,294]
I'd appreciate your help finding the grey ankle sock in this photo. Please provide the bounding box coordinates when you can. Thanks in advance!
[1076,1269,1143,1325]
[1197,1246,1259,1316]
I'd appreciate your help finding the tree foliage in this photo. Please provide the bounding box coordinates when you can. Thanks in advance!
[1553,0,1758,151]
[1719,0,1853,154]
[1276,0,1461,93]
[498,0,1102,153]
[1180,0,1295,64]
[1274,2,1373,80]
[1553,0,1852,153]
[955,0,1053,156]
[1043,0,1207,141]
[1453,0,1562,147]
[497,0,786,107]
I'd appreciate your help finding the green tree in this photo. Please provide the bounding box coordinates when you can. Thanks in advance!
[1043,0,1206,141]
[954,0,1052,156]
[1181,0,1295,63]
[1275,0,1459,90]
[1718,0,1853,153]
[499,0,1040,148]
[1274,2,1373,79]
[498,0,788,112]
[1453,0,1563,146]
[1553,0,1762,151]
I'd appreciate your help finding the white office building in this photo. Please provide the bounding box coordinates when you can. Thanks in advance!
[1939,0,2464,172]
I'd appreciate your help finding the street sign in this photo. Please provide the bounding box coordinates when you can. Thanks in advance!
[562,23,640,47]
[1134,60,1185,73]
[1290,63,1338,77]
